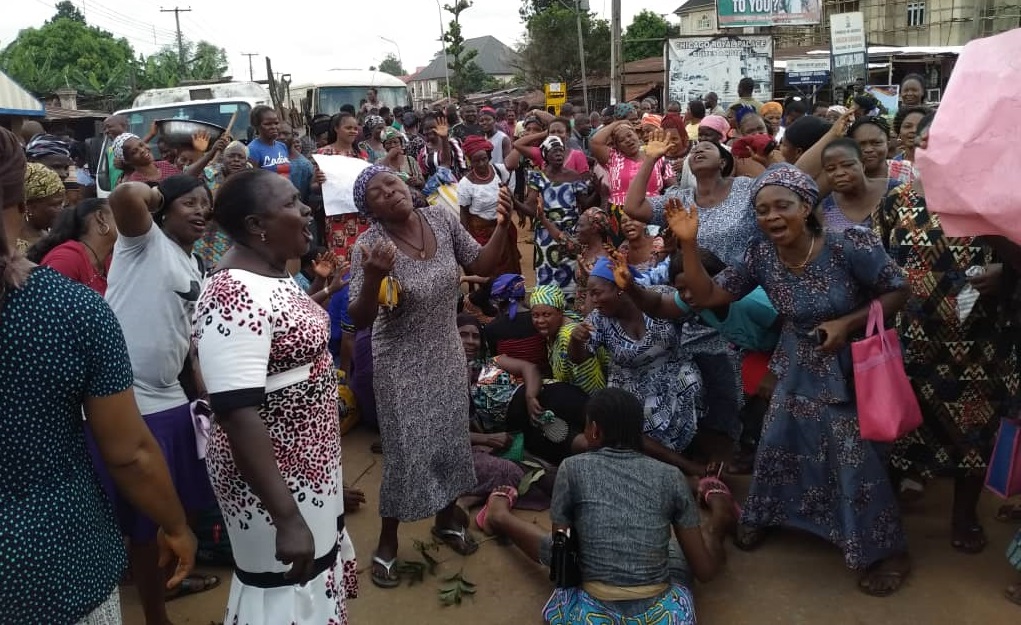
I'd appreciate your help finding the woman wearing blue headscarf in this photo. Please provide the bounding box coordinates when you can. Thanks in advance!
[567,256,704,476]
[667,163,913,596]
[346,164,515,589]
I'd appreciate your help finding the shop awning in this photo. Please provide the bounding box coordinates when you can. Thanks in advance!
[0,70,45,117]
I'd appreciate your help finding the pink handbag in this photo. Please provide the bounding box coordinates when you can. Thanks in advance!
[985,418,1021,498]
[851,300,923,442]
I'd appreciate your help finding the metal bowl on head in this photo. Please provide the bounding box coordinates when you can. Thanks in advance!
[155,119,227,147]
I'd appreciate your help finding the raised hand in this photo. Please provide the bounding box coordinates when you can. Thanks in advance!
[191,130,211,153]
[434,118,450,139]
[496,185,512,226]
[830,108,855,137]
[644,129,676,160]
[664,197,699,243]
[312,251,336,279]
[570,321,594,345]
[359,241,396,280]
[604,245,633,290]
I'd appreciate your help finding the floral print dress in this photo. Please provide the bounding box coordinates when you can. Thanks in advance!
[714,228,908,570]
[528,171,590,302]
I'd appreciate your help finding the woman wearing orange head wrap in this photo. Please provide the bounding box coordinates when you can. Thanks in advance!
[760,101,783,137]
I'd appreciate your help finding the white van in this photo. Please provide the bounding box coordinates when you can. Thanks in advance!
[289,69,412,123]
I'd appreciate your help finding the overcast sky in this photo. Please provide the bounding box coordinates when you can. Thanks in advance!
[3,0,684,82]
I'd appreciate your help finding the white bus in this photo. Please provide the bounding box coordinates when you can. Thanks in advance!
[289,69,412,123]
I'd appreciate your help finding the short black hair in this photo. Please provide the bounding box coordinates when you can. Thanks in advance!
[688,100,706,119]
[250,104,275,127]
[340,104,356,115]
[156,175,210,227]
[892,106,929,135]
[586,388,644,451]
[822,136,863,161]
[213,169,276,241]
[900,73,927,96]
[738,77,755,96]
[784,99,808,117]
[848,115,890,140]
[379,106,391,116]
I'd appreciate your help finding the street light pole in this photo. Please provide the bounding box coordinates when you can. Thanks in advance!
[379,36,403,70]
[575,0,589,112]
[435,0,452,100]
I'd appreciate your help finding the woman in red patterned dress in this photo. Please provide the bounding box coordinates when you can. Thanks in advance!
[313,111,370,262]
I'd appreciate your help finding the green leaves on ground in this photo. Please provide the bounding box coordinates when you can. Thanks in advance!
[439,571,477,606]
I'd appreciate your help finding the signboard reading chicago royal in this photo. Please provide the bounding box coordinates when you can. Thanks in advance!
[716,0,822,28]
[666,36,774,105]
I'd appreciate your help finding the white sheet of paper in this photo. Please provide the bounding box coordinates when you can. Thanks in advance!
[311,154,370,216]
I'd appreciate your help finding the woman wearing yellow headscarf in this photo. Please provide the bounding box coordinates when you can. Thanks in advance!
[760,101,784,137]
[18,162,66,252]
[529,284,606,394]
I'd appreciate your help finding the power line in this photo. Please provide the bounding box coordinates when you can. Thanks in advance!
[81,0,178,35]
[241,53,259,81]
[160,6,192,67]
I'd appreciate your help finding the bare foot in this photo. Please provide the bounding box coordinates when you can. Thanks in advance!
[858,553,911,597]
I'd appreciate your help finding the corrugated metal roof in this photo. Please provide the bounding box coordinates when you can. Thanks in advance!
[45,105,109,120]
[0,70,45,117]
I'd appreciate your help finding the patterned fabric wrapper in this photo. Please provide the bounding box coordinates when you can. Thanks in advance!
[751,163,819,208]
[542,584,696,625]
[24,162,64,200]
[352,164,393,214]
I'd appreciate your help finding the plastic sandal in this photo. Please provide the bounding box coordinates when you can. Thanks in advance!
[475,486,519,535]
[371,554,401,589]
[431,524,479,556]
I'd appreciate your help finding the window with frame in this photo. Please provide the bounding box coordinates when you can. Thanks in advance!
[907,1,925,27]
[698,14,712,30]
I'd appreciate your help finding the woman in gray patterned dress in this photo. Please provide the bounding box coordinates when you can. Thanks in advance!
[347,164,515,588]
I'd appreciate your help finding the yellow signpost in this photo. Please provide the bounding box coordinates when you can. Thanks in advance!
[545,82,567,115]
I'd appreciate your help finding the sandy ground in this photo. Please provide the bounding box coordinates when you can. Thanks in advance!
[121,228,1021,625]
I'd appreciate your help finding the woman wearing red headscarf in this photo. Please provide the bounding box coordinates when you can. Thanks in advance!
[457,134,521,275]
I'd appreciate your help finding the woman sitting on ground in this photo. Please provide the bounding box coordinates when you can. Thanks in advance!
[568,257,704,475]
[484,273,549,371]
[476,387,734,625]
[529,284,606,395]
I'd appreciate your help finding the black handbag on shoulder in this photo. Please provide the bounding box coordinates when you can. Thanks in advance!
[549,529,582,588]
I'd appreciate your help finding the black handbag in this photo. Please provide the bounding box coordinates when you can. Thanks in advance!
[549,529,582,588]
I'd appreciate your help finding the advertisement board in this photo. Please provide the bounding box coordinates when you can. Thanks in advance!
[830,12,867,87]
[786,58,830,86]
[717,0,822,28]
[666,36,774,105]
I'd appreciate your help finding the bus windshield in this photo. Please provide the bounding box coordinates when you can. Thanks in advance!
[123,101,255,149]
[317,86,409,115]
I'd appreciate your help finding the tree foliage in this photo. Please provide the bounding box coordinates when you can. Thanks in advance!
[379,53,405,77]
[443,0,481,99]
[137,39,229,90]
[516,4,609,89]
[622,10,678,62]
[0,10,135,103]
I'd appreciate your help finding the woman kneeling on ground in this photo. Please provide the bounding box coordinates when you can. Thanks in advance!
[477,387,734,625]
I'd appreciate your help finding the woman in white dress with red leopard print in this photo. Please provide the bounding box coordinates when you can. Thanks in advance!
[193,169,357,624]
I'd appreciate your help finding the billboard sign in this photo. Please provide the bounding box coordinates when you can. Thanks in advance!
[666,36,774,105]
[786,58,830,86]
[830,12,868,87]
[717,0,822,28]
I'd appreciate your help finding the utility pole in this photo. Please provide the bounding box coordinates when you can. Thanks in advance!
[241,53,259,82]
[575,0,589,112]
[160,6,192,70]
[610,0,622,105]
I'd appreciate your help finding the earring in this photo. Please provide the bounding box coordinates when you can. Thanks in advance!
[260,232,267,243]
[98,223,111,236]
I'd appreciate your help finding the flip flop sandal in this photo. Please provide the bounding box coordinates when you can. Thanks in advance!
[166,574,220,601]
[371,555,401,589]
[535,410,569,443]
[698,476,742,519]
[950,524,987,554]
[475,486,519,535]
[432,524,479,556]
[997,504,1021,523]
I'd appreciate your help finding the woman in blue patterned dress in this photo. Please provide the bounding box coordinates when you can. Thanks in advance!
[568,257,704,476]
[524,136,598,304]
[667,164,913,596]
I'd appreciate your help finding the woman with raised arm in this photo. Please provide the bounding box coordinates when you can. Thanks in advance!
[665,164,913,596]
[346,165,514,589]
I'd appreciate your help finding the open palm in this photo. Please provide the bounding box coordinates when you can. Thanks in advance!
[664,197,699,242]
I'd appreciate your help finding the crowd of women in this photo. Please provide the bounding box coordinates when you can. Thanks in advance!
[2,70,1020,625]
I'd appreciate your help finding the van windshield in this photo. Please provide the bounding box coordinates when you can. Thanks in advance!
[317,86,409,115]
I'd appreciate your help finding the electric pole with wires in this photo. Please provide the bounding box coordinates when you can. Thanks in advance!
[160,6,192,70]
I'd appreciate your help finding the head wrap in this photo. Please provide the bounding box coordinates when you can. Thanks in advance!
[24,162,65,201]
[529,284,566,311]
[352,164,393,214]
[827,105,849,116]
[760,102,783,118]
[479,107,497,117]
[224,140,249,157]
[25,134,71,161]
[642,114,663,129]
[490,273,526,319]
[380,126,405,146]
[613,102,636,120]
[751,163,819,208]
[522,115,545,131]
[783,116,832,151]
[0,127,27,206]
[733,105,756,125]
[699,115,730,140]
[364,115,386,131]
[461,135,494,159]
[540,135,565,162]
[581,207,613,240]
[589,256,617,284]
[112,132,139,162]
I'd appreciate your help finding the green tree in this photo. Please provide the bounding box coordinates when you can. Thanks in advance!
[0,9,135,102]
[460,60,502,95]
[622,10,678,62]
[50,1,85,23]
[138,39,229,89]
[378,53,405,77]
[516,4,609,89]
[443,0,479,99]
